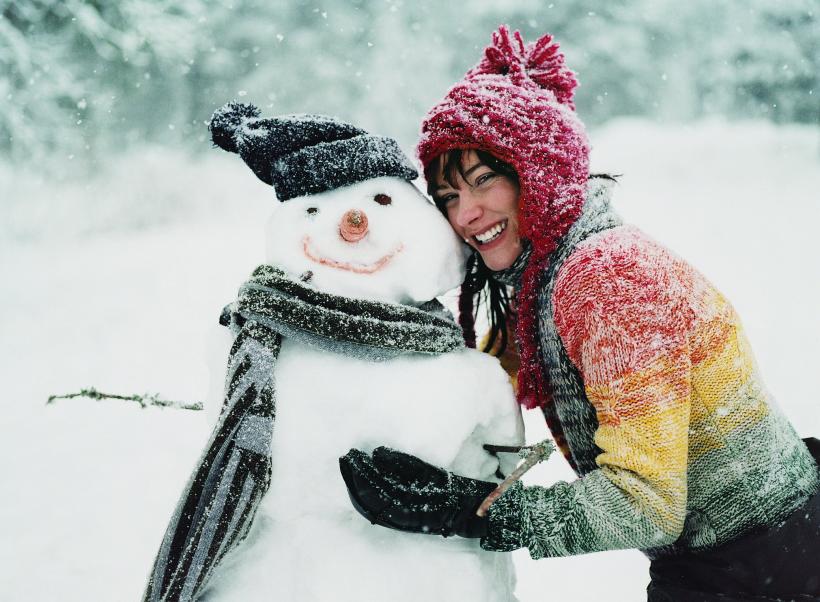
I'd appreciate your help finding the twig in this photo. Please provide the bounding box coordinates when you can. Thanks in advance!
[477,438,555,517]
[46,387,203,411]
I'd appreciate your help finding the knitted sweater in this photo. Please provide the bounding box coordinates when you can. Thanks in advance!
[482,180,819,559]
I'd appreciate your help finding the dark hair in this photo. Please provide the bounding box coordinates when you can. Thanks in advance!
[424,149,518,356]
[460,250,513,355]
[425,148,519,207]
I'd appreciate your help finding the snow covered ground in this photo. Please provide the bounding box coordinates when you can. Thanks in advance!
[1,119,818,601]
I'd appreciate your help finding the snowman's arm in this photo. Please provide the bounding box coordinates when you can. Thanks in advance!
[479,407,525,478]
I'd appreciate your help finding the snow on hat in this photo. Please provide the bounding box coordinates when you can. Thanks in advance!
[209,102,418,201]
[417,26,590,412]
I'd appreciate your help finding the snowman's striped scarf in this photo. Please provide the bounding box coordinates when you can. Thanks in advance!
[143,265,464,602]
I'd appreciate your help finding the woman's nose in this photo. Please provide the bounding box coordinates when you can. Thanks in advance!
[454,194,482,229]
[340,208,369,242]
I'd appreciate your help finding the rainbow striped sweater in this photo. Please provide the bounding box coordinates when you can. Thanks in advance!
[483,180,819,559]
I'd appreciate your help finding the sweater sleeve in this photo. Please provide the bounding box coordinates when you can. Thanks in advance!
[482,229,694,557]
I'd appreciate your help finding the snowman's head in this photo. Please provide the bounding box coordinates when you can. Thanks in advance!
[207,102,468,304]
[265,176,468,304]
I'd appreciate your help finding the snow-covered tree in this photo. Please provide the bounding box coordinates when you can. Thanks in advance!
[1,0,817,168]
[1,0,207,163]
[693,0,817,124]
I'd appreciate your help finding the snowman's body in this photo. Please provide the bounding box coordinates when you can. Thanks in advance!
[201,176,524,602]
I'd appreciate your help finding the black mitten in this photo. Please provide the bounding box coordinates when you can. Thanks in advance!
[339,446,496,538]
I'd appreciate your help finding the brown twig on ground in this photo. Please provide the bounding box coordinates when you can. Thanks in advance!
[46,387,203,411]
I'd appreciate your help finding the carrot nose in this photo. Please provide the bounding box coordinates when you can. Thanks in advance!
[340,209,369,242]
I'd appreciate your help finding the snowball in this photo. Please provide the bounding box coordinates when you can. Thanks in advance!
[204,343,523,602]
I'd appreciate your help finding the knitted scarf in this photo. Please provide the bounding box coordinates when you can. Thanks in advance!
[143,264,464,602]
[492,178,622,471]
[532,178,622,472]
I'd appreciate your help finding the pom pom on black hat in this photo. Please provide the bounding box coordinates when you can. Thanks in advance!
[209,101,261,153]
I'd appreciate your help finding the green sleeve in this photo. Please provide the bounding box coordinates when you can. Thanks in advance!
[481,469,683,558]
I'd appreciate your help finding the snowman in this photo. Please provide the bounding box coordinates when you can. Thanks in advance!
[143,103,524,602]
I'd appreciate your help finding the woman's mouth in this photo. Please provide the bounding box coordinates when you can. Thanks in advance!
[473,220,508,247]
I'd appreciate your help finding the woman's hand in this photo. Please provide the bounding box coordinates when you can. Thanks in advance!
[339,447,495,538]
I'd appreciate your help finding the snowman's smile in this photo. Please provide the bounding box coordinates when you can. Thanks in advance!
[302,236,403,274]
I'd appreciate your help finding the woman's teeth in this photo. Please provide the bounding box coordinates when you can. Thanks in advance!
[474,221,507,245]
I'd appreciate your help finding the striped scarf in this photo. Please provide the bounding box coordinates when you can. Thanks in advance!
[492,177,623,470]
[143,264,464,602]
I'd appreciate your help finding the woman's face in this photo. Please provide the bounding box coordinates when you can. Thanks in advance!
[432,150,523,271]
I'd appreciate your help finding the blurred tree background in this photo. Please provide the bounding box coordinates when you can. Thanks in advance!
[1,0,817,169]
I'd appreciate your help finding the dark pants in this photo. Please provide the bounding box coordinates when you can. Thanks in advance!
[647,438,820,602]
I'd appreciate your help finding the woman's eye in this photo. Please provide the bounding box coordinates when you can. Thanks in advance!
[374,193,392,206]
[439,193,458,206]
[306,207,318,215]
[475,172,496,186]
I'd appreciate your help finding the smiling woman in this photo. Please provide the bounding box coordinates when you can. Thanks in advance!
[339,25,820,602]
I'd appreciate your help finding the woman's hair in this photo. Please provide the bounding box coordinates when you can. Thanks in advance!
[424,149,518,356]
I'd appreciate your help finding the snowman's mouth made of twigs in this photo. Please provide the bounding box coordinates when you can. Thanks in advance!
[302,236,404,274]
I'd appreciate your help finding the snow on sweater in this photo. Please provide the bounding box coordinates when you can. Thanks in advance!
[482,182,820,559]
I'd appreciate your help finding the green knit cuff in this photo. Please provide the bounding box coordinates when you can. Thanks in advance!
[480,481,526,552]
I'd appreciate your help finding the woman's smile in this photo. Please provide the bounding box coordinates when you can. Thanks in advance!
[471,219,508,246]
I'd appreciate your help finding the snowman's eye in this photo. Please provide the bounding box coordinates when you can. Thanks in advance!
[306,207,319,215]
[374,194,392,206]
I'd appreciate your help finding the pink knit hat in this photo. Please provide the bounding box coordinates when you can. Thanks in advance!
[417,26,590,413]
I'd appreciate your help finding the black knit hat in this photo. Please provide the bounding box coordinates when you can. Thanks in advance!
[209,101,418,201]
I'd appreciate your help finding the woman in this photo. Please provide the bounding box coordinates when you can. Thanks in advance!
[339,26,820,600]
